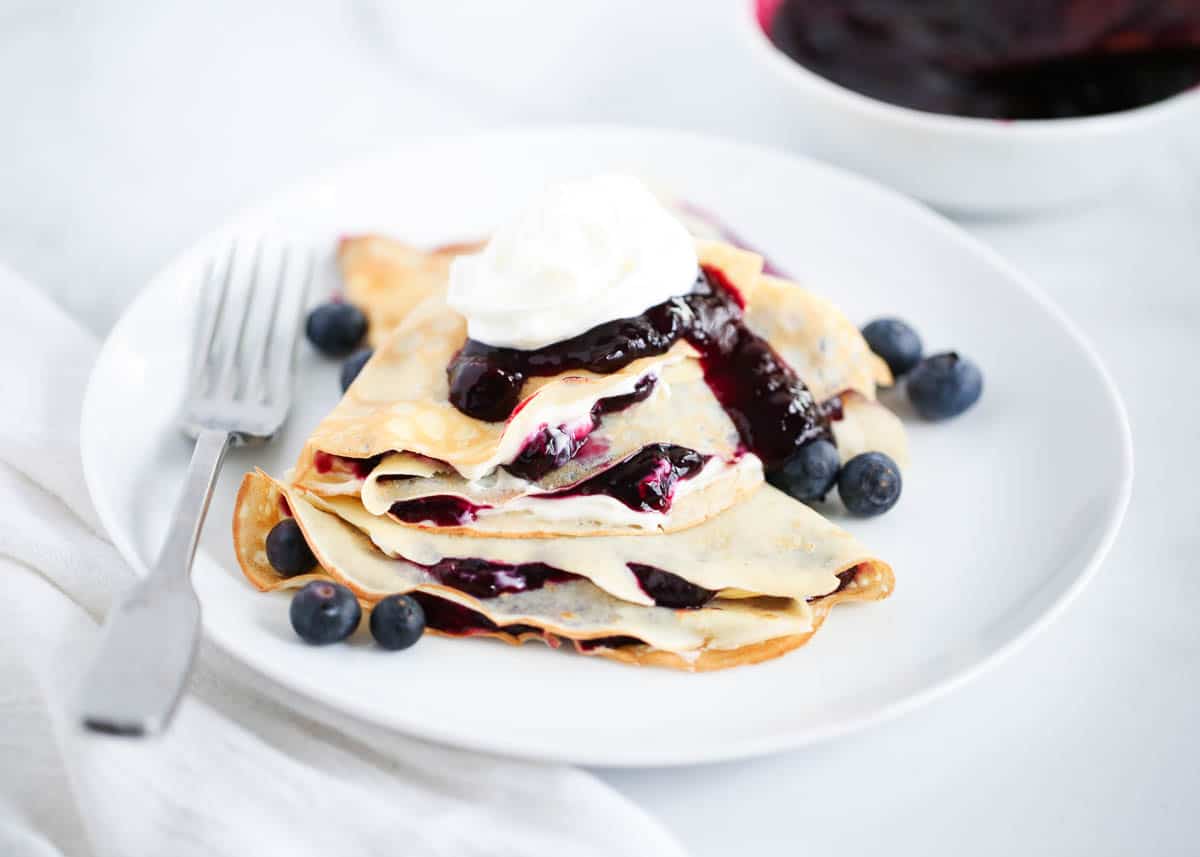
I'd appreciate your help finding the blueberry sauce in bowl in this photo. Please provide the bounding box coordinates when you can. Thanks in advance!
[766,0,1200,119]
[448,266,828,470]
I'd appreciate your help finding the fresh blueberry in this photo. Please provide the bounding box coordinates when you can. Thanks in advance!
[289,580,361,644]
[339,347,374,392]
[861,318,923,377]
[306,301,367,357]
[906,351,983,420]
[767,439,841,502]
[838,452,902,517]
[369,594,426,650]
[265,518,316,577]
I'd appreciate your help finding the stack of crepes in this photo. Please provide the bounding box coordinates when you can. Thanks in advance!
[232,234,909,671]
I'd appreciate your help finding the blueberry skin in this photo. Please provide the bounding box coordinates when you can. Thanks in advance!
[838,452,902,517]
[339,347,374,392]
[289,581,362,644]
[861,318,923,377]
[907,352,983,420]
[767,439,841,502]
[306,302,368,357]
[369,594,427,651]
[265,518,316,577]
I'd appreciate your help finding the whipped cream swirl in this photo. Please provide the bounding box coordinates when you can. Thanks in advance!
[447,174,698,351]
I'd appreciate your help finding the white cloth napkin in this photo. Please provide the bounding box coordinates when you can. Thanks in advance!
[0,265,687,857]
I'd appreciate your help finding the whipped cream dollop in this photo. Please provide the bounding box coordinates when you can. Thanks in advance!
[447,174,699,350]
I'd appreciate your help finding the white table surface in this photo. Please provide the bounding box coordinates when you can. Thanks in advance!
[4,2,1197,854]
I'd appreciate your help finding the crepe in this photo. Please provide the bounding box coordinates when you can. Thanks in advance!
[296,237,908,539]
[339,235,484,346]
[231,228,904,670]
[233,471,893,671]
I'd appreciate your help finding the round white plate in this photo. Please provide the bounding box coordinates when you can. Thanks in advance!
[82,127,1131,766]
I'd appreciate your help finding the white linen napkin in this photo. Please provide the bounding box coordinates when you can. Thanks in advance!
[0,265,687,857]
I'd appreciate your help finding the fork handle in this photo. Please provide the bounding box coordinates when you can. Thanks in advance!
[76,428,231,736]
[153,428,233,582]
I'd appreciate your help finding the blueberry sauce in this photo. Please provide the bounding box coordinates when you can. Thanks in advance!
[629,563,717,609]
[449,267,826,470]
[576,635,643,652]
[389,495,489,526]
[312,451,384,479]
[768,0,1200,119]
[538,443,709,514]
[419,558,578,599]
[502,375,658,482]
[503,423,592,482]
[409,592,544,637]
[412,591,640,650]
[828,567,859,597]
[820,395,844,424]
[402,566,866,647]
[592,374,658,417]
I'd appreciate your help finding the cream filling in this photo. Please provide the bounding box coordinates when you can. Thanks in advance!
[451,363,674,482]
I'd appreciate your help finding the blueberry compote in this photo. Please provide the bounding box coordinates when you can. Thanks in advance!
[420,558,578,600]
[539,443,708,514]
[768,0,1200,119]
[410,593,645,651]
[629,564,717,609]
[577,635,643,652]
[503,376,657,482]
[312,450,383,479]
[389,495,488,526]
[449,267,827,470]
[409,592,542,637]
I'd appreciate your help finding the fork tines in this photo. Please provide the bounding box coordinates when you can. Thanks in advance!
[184,239,313,442]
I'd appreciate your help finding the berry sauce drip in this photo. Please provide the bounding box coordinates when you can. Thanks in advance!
[768,0,1200,119]
[577,635,643,652]
[448,267,826,470]
[389,495,489,526]
[419,558,578,600]
[829,567,859,597]
[409,592,541,637]
[312,451,384,479]
[503,375,658,482]
[628,563,717,609]
[538,443,709,514]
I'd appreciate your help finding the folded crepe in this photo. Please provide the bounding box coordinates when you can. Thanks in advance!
[289,238,907,540]
[231,232,904,670]
[235,471,893,671]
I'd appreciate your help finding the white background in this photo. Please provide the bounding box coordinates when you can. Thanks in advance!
[3,1,1197,854]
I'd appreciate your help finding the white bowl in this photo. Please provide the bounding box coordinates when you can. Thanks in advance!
[739,0,1200,213]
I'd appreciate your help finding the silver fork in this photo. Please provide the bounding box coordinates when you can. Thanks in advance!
[76,240,312,736]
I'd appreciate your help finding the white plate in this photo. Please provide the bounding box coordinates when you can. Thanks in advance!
[82,127,1132,766]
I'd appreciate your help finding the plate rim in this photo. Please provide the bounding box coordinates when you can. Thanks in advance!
[81,124,1134,766]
